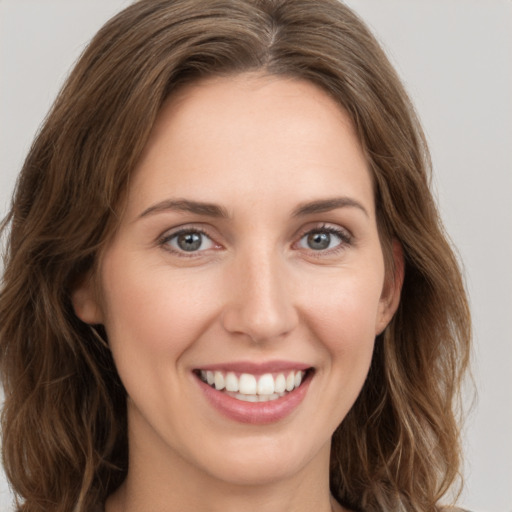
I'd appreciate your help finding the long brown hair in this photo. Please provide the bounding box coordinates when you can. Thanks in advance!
[0,1,471,511]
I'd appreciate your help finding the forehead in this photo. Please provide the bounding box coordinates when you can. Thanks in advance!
[127,73,374,219]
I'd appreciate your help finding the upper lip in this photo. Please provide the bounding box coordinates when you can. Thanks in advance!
[194,360,312,374]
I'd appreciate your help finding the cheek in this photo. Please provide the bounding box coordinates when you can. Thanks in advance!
[307,271,384,340]
[294,267,384,431]
[100,252,221,366]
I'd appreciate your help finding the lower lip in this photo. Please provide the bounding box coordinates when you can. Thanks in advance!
[196,372,312,425]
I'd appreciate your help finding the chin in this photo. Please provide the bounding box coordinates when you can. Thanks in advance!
[186,430,330,488]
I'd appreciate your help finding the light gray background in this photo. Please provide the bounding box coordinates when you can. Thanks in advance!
[1,1,511,511]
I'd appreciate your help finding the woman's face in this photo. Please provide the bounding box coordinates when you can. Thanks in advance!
[74,74,401,488]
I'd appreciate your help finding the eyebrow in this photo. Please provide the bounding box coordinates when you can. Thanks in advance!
[138,199,230,219]
[138,196,368,220]
[292,197,369,218]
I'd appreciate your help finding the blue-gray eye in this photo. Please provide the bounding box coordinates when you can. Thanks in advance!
[298,229,345,251]
[166,230,214,252]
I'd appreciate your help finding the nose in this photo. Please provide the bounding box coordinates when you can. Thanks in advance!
[221,248,299,343]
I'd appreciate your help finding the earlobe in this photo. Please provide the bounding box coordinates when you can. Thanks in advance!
[71,273,103,325]
[376,239,404,335]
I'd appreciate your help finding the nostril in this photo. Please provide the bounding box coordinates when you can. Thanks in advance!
[220,302,298,343]
[219,258,299,342]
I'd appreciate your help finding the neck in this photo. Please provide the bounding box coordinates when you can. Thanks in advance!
[107,474,345,512]
[105,410,346,512]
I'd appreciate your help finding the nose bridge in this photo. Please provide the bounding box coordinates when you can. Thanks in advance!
[221,242,298,342]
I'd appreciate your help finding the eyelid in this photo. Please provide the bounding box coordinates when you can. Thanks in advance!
[156,222,353,258]
[296,222,352,240]
[293,223,353,254]
[158,225,222,256]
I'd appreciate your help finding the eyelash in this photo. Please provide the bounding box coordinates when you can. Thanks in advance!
[158,227,216,258]
[158,224,353,258]
[296,224,353,256]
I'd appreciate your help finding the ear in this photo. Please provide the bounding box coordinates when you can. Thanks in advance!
[71,272,103,324]
[375,239,404,335]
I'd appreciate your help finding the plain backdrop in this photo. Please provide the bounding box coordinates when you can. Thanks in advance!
[1,1,511,511]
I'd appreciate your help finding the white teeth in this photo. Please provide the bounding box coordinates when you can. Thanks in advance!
[228,392,281,402]
[228,392,286,402]
[275,373,286,393]
[239,373,257,395]
[225,372,239,392]
[239,393,258,402]
[257,373,275,395]
[199,369,308,398]
[214,371,225,391]
[285,372,295,391]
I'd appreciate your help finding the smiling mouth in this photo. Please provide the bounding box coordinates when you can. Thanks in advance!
[194,369,313,402]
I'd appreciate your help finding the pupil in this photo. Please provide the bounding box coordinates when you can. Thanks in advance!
[178,232,202,251]
[308,232,330,250]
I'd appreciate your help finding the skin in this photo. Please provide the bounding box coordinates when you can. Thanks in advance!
[73,73,402,512]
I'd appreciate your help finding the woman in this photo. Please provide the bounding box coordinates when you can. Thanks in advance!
[0,1,471,511]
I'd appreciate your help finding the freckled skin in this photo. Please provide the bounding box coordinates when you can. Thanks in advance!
[73,74,401,512]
